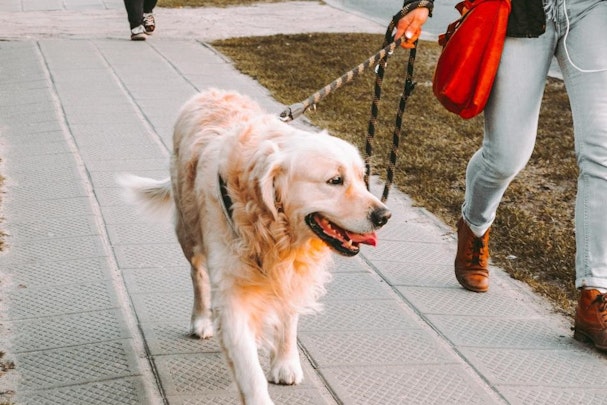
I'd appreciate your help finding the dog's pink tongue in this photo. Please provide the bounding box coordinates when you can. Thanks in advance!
[347,231,378,247]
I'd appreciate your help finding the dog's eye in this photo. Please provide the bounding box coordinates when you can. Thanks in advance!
[327,176,343,185]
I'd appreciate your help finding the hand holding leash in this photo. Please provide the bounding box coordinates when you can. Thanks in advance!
[394,7,430,49]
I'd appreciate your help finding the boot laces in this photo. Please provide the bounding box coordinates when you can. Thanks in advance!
[469,237,485,266]
[592,293,607,320]
[592,293,607,310]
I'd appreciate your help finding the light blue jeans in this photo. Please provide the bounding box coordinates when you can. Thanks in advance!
[461,0,607,289]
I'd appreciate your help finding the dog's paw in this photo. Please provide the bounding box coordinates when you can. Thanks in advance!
[269,358,303,385]
[190,317,214,339]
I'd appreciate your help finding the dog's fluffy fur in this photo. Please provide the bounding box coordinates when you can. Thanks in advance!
[119,89,390,404]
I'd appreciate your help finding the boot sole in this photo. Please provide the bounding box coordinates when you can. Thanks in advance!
[455,274,488,293]
[573,329,607,351]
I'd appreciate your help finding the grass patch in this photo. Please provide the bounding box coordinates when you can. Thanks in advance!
[213,33,578,316]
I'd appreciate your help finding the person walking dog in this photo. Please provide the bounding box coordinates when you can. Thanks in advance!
[395,0,607,352]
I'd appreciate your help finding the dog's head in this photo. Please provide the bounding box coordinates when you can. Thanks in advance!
[253,128,391,256]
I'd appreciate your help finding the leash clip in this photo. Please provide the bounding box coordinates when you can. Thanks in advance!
[279,102,306,122]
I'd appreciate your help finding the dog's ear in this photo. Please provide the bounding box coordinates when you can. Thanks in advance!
[252,140,282,220]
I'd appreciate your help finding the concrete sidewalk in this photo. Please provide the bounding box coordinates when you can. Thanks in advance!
[1,1,606,404]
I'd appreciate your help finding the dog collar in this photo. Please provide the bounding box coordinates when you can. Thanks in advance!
[218,174,238,235]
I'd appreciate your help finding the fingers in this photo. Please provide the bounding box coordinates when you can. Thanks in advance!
[395,7,430,49]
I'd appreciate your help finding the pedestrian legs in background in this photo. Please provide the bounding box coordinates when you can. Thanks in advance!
[123,0,158,40]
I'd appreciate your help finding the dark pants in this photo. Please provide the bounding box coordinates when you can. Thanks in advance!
[123,0,158,29]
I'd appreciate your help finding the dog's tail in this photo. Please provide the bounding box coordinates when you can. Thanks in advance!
[116,174,174,222]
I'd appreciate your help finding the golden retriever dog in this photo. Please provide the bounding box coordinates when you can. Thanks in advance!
[119,89,390,404]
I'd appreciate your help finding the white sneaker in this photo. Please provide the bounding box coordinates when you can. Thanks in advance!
[130,25,147,41]
[143,13,155,34]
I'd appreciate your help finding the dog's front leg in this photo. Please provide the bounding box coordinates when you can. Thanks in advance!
[215,306,274,405]
[189,254,214,338]
[269,312,303,385]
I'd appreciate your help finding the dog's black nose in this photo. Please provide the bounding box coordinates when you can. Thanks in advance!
[370,207,391,228]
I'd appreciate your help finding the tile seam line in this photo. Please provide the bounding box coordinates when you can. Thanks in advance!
[88,38,178,405]
[91,38,172,156]
[148,39,205,93]
[359,251,510,404]
[298,341,343,405]
[17,374,147,395]
[34,38,165,405]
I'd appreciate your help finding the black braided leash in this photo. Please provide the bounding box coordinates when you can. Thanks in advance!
[279,1,433,202]
[278,36,408,122]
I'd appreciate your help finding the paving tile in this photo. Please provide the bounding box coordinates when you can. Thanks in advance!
[2,128,65,144]
[397,286,540,317]
[100,204,152,225]
[78,143,165,161]
[298,330,458,367]
[320,364,497,405]
[4,197,95,221]
[153,352,238,396]
[106,222,178,245]
[3,235,107,263]
[14,340,141,390]
[428,315,574,349]
[376,218,453,243]
[140,322,221,356]
[130,292,192,323]
[372,259,455,287]
[113,243,186,269]
[323,272,396,301]
[8,138,72,156]
[154,351,319,396]
[6,309,131,353]
[18,377,149,405]
[5,256,111,289]
[361,239,454,264]
[6,215,100,241]
[299,299,417,332]
[4,165,83,184]
[6,281,119,320]
[122,266,191,294]
[498,386,607,405]
[331,254,371,273]
[168,388,331,405]
[6,180,90,201]
[459,347,607,387]
[85,157,170,171]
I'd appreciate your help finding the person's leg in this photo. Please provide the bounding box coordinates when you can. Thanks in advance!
[557,1,607,291]
[142,0,158,33]
[143,0,157,14]
[123,0,144,29]
[455,23,558,292]
[558,0,607,351]
[462,29,558,236]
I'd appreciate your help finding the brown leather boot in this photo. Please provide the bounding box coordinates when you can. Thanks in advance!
[454,217,490,292]
[574,289,607,351]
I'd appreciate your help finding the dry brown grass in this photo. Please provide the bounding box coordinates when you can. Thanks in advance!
[213,33,578,317]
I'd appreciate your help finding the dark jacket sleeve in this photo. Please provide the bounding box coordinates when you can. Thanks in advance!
[507,0,546,37]
[402,0,434,16]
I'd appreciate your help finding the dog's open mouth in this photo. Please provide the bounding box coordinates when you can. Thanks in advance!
[305,213,377,256]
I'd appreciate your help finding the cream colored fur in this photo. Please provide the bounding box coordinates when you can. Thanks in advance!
[119,89,389,405]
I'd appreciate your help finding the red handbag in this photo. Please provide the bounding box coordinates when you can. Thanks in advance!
[432,0,511,119]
